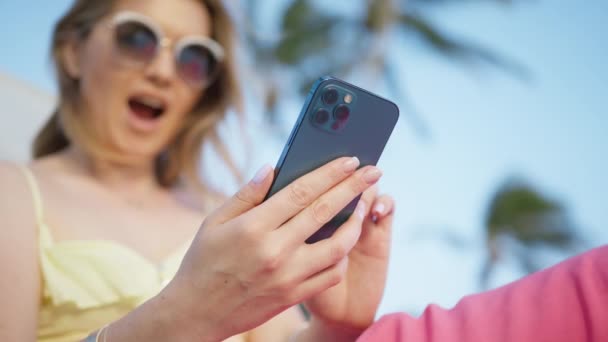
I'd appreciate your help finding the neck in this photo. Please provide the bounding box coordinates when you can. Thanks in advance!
[64,146,162,194]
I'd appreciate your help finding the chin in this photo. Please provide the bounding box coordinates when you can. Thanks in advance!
[110,133,168,165]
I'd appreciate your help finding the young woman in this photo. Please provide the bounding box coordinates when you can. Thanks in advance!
[0,0,395,341]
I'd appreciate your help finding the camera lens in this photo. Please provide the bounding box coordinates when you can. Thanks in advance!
[334,105,350,121]
[313,108,330,124]
[322,88,339,105]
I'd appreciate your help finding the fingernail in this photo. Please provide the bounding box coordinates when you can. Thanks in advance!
[251,164,272,184]
[363,167,383,184]
[373,203,385,216]
[342,157,360,173]
[356,201,367,220]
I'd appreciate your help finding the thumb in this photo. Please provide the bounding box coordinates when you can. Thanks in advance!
[204,164,274,226]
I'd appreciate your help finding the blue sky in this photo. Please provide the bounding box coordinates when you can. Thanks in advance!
[1,0,607,316]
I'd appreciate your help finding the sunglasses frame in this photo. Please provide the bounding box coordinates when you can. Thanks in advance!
[108,10,225,88]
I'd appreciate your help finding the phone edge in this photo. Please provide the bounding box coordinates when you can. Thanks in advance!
[263,76,332,200]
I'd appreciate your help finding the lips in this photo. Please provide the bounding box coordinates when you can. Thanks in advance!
[128,96,165,120]
[126,94,168,132]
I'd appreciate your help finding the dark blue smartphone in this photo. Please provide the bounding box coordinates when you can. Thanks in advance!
[265,76,399,243]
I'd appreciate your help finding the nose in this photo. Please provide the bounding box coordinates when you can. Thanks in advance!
[144,46,176,88]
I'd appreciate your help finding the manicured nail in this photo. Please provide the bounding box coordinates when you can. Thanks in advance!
[343,157,360,173]
[251,164,272,184]
[356,201,367,220]
[363,167,383,184]
[373,203,385,216]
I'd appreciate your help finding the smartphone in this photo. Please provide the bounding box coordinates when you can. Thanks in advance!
[265,76,399,243]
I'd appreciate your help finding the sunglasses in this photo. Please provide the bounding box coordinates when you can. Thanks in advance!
[108,11,224,88]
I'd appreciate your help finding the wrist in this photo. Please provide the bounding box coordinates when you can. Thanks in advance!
[153,280,222,342]
[105,284,206,342]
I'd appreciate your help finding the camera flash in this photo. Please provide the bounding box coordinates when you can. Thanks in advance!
[344,94,353,104]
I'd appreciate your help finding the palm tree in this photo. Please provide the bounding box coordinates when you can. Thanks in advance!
[240,0,528,137]
[409,176,583,290]
[481,178,582,288]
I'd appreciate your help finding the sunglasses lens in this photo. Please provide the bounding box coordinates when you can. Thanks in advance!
[177,44,218,86]
[115,21,157,62]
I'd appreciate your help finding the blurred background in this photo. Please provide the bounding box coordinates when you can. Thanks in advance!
[1,0,606,316]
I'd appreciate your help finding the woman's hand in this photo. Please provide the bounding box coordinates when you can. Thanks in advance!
[302,186,395,341]
[161,157,382,341]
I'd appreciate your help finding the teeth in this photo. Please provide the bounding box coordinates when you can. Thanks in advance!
[136,96,164,109]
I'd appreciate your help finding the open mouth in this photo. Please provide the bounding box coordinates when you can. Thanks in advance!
[128,96,166,120]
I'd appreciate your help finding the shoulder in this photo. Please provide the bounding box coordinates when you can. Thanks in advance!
[0,160,39,269]
[0,160,24,181]
[0,159,52,273]
[0,157,63,245]
[0,161,41,340]
[0,160,32,205]
[0,159,40,229]
[0,157,57,207]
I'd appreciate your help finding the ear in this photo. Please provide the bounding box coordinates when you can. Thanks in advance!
[60,38,83,79]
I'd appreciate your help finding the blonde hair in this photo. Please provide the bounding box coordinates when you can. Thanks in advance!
[33,0,243,194]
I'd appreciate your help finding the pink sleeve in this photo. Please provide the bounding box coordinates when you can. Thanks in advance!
[358,245,608,342]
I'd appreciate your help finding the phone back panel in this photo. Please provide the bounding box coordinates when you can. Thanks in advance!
[266,76,399,243]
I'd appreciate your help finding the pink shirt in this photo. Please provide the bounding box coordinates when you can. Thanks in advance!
[359,245,608,342]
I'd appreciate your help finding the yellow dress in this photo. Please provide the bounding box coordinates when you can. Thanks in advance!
[20,167,191,342]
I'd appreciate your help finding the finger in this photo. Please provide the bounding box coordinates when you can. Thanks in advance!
[277,165,382,246]
[361,195,394,246]
[373,201,395,233]
[370,195,395,223]
[287,199,367,278]
[360,185,379,217]
[357,199,394,260]
[376,209,395,231]
[204,164,274,226]
[289,257,349,304]
[372,208,394,251]
[248,156,361,229]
